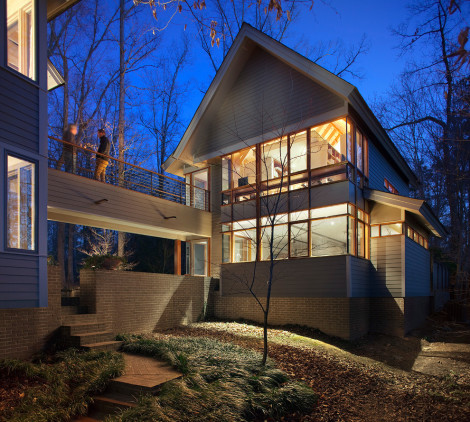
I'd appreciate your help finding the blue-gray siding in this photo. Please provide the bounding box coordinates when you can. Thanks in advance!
[350,256,372,297]
[221,256,348,298]
[0,68,40,153]
[0,253,39,308]
[368,141,409,196]
[370,235,404,297]
[405,237,431,296]
[198,46,344,158]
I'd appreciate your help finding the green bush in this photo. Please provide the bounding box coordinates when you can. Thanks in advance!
[107,336,317,421]
[0,349,124,422]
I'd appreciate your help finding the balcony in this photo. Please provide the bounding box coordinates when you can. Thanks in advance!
[48,136,210,211]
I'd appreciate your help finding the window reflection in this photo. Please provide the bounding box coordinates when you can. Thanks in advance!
[7,155,36,250]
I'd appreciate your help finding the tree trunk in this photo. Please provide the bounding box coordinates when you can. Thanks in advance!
[57,222,66,288]
[117,0,126,256]
[67,224,74,286]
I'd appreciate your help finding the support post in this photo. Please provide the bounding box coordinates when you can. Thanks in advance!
[174,240,182,275]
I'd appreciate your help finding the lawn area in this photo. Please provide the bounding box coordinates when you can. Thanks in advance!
[0,349,124,422]
[109,335,317,421]
[155,320,470,421]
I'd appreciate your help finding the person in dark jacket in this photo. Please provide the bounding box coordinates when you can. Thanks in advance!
[58,123,78,173]
[94,128,111,182]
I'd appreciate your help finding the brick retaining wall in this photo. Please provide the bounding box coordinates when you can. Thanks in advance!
[80,270,212,335]
[0,266,62,360]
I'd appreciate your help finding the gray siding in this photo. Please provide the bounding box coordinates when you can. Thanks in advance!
[370,236,404,297]
[405,237,431,296]
[0,68,40,153]
[221,256,348,298]
[350,256,372,297]
[368,141,409,196]
[0,253,39,308]
[198,46,344,158]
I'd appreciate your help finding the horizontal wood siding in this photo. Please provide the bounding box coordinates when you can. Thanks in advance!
[350,256,372,297]
[47,169,212,240]
[405,237,431,296]
[368,141,409,196]
[0,68,39,153]
[370,236,403,297]
[221,256,348,298]
[198,47,344,158]
[0,253,39,308]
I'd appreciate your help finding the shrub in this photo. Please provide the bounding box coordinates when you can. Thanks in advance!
[0,349,124,422]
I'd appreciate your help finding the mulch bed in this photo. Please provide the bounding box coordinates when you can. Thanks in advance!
[159,325,470,421]
[0,369,44,416]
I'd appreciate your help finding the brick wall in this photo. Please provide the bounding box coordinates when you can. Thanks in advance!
[0,266,62,360]
[212,294,369,340]
[80,270,212,335]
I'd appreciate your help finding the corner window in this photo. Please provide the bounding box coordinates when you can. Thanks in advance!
[7,0,36,80]
[6,155,36,250]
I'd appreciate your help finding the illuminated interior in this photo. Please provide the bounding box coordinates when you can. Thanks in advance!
[7,155,35,250]
[7,0,36,80]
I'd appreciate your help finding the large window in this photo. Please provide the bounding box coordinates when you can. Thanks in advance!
[310,118,348,170]
[6,155,36,250]
[222,203,369,262]
[7,0,36,80]
[221,116,370,206]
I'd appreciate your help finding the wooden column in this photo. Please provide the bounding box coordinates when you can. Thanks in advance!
[174,240,182,275]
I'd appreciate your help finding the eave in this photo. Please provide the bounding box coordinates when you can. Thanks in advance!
[364,188,447,238]
[47,0,82,21]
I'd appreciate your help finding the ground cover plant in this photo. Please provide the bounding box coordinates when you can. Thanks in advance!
[0,349,124,422]
[109,335,317,421]
[156,320,470,421]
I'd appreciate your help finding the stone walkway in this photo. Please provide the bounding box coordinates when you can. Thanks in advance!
[75,352,182,421]
[114,352,182,390]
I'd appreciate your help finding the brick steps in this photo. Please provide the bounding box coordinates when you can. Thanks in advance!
[61,322,108,336]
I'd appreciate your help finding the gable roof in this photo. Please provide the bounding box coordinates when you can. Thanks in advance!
[364,188,447,237]
[164,23,417,187]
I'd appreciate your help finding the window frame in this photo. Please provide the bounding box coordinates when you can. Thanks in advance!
[4,0,38,82]
[4,151,38,253]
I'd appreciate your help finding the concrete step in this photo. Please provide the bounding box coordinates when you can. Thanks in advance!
[70,331,113,347]
[82,341,123,352]
[61,322,108,336]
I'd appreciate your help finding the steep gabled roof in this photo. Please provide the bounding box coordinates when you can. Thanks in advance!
[47,0,82,21]
[164,23,417,187]
[364,188,447,237]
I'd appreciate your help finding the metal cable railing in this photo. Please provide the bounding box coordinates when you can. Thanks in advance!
[48,136,210,211]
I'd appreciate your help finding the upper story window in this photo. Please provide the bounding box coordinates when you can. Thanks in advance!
[384,178,399,195]
[6,154,36,251]
[6,0,36,80]
[221,116,369,204]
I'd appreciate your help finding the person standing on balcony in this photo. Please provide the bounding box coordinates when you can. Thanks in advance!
[58,123,78,173]
[94,128,111,182]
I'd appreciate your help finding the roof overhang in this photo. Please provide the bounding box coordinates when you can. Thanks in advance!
[47,0,81,21]
[364,188,447,238]
[47,59,65,91]
[164,23,418,186]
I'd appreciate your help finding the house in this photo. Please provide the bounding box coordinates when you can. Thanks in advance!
[0,6,448,360]
[164,23,448,339]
